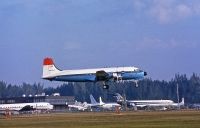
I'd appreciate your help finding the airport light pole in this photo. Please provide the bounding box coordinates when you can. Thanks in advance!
[177,83,180,110]
[123,93,127,111]
[122,83,127,111]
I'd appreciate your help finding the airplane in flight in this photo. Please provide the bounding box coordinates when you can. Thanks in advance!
[42,57,147,89]
[0,102,53,112]
[114,93,184,110]
[90,94,121,110]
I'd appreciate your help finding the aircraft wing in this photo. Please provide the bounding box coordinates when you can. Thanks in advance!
[19,105,34,111]
[95,70,110,81]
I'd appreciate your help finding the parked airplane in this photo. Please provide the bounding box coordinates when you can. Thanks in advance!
[0,102,53,112]
[42,57,147,89]
[99,97,121,110]
[66,101,90,111]
[90,94,121,110]
[114,93,184,110]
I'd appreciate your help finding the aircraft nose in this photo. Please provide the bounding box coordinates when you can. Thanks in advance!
[50,105,54,109]
[144,71,147,76]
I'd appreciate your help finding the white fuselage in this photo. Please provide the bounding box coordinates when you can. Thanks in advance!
[128,98,184,108]
[43,66,138,78]
[43,66,143,81]
[89,95,121,110]
[130,100,174,107]
[100,103,121,110]
[67,102,90,111]
[114,93,184,109]
[0,102,53,111]
[99,97,121,110]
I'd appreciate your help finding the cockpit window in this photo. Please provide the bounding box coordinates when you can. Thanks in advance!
[134,69,142,72]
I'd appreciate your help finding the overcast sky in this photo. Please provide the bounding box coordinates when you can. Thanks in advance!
[0,0,200,86]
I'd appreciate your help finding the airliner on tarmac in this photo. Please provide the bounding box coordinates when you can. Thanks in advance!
[42,57,147,89]
[114,93,184,110]
[0,102,53,112]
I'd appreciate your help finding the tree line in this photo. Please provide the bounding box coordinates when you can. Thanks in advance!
[0,73,200,104]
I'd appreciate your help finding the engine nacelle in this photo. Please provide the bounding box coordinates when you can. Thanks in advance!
[112,73,122,82]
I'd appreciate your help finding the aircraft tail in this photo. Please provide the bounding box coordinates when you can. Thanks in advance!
[113,93,124,102]
[90,94,98,104]
[82,102,88,108]
[99,97,104,105]
[42,57,61,79]
[180,98,185,106]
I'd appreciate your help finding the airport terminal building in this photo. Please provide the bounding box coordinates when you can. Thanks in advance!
[0,94,75,111]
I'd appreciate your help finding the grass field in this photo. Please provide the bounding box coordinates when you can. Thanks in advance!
[0,110,200,128]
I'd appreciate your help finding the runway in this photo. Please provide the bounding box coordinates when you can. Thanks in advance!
[0,110,200,128]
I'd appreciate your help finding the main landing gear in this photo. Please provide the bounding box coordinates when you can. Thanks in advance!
[101,80,139,89]
[103,84,109,89]
[102,81,109,89]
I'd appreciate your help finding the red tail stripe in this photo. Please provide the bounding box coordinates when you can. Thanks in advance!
[43,58,54,65]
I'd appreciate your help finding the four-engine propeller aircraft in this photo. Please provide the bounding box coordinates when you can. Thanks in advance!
[42,57,147,89]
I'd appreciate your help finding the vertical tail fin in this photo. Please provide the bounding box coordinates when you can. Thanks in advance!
[42,57,60,79]
[180,98,184,106]
[114,93,124,102]
[90,94,98,104]
[82,102,88,108]
[99,97,104,105]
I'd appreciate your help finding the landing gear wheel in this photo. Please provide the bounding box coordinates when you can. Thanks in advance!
[103,85,109,89]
